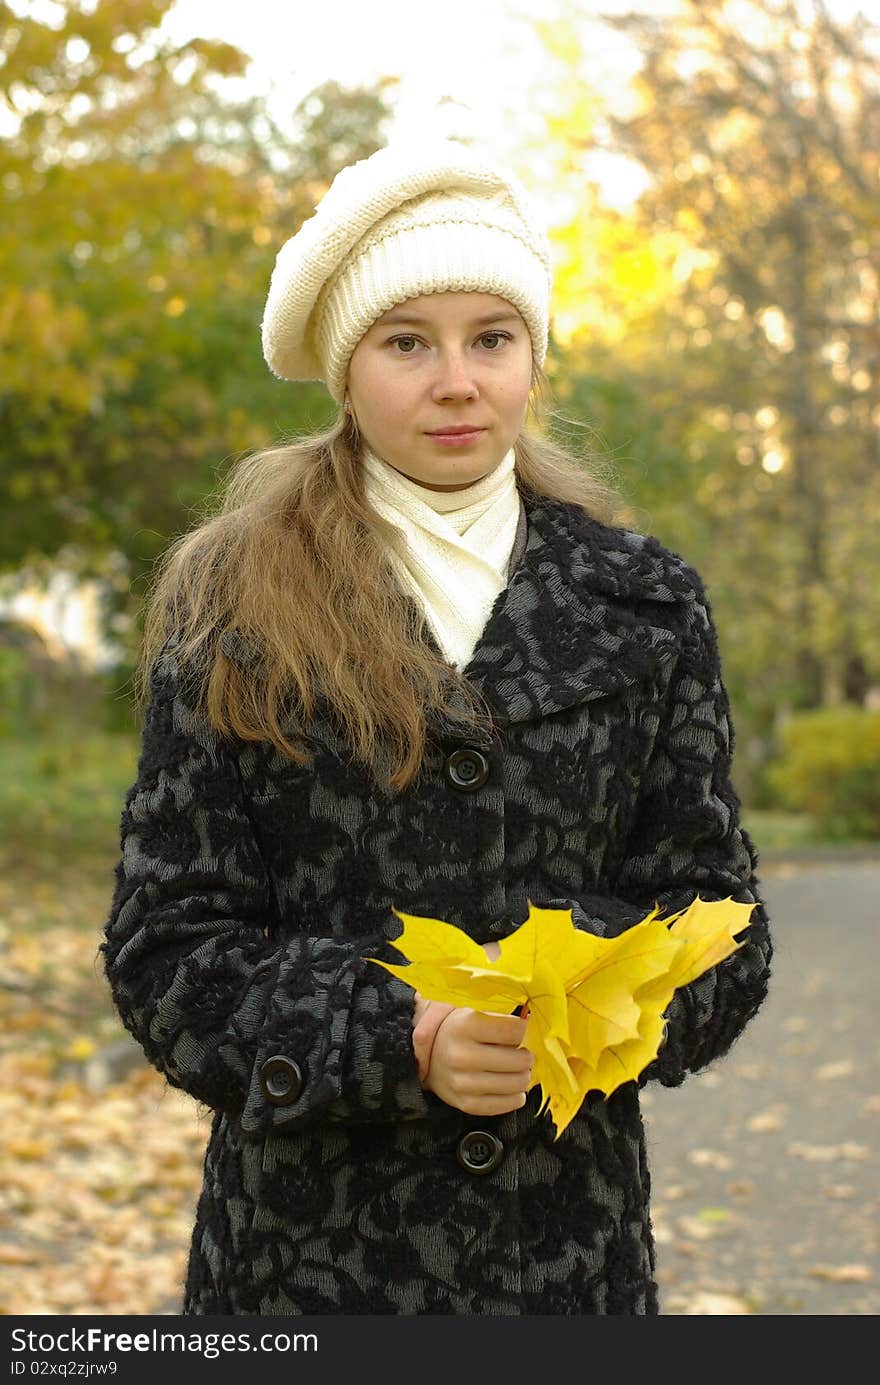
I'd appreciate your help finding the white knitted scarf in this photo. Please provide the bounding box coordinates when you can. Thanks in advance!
[361,443,520,671]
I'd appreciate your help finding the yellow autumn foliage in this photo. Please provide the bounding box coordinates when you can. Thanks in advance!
[369,897,753,1138]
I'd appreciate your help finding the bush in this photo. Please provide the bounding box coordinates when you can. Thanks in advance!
[0,644,38,734]
[0,651,136,739]
[765,706,880,841]
[0,726,140,872]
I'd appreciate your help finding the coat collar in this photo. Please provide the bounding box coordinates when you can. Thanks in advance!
[419,495,697,739]
[220,495,698,742]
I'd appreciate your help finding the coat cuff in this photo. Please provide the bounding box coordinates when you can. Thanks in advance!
[541,893,643,940]
[239,935,433,1138]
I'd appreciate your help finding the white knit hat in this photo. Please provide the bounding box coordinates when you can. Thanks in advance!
[261,138,552,404]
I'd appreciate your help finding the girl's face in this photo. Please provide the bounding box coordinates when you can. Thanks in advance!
[346,291,534,492]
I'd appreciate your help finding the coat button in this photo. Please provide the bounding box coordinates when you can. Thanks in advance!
[259,1056,303,1106]
[444,747,490,792]
[457,1129,504,1175]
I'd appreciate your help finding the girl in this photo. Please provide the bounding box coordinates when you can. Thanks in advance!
[100,138,772,1315]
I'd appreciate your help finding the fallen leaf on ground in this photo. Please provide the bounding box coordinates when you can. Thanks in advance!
[727,1181,755,1198]
[814,1059,855,1081]
[687,1148,733,1170]
[677,1213,730,1241]
[0,1245,43,1266]
[807,1264,873,1283]
[782,1016,808,1033]
[787,1142,870,1162]
[747,1108,786,1133]
[678,1291,752,1315]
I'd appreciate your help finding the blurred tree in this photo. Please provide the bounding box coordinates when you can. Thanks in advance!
[0,0,394,636]
[533,0,880,745]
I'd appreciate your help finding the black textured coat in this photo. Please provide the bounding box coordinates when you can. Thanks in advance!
[100,495,772,1315]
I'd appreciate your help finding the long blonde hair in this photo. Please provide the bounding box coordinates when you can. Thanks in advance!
[135,365,628,792]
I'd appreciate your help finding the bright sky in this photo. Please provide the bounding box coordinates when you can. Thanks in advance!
[12,0,876,210]
[159,0,651,133]
[159,0,689,212]
[159,0,877,213]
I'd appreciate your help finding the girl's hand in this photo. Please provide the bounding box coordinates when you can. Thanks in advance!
[422,1006,534,1115]
[411,941,499,1030]
[411,938,519,1100]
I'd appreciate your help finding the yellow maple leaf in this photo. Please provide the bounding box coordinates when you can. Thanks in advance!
[550,898,756,1131]
[662,896,755,991]
[367,895,753,1141]
[369,908,530,1012]
[565,909,681,1057]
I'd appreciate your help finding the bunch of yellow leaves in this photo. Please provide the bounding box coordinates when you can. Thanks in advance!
[367,896,754,1139]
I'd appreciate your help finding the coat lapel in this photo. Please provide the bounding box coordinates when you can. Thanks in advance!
[220,495,696,742]
[421,496,695,732]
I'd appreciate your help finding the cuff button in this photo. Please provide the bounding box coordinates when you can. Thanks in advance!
[259,1055,303,1106]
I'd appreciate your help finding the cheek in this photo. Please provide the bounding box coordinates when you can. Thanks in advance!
[361,380,409,424]
[498,350,534,403]
[497,371,533,413]
[347,350,385,407]
[351,375,413,441]
[351,356,404,409]
[360,382,401,423]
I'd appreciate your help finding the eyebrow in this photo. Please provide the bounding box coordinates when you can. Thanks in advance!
[375,310,522,328]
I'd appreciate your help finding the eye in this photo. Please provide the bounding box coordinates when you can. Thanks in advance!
[386,331,513,354]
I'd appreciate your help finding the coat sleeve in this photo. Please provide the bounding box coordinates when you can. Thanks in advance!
[545,578,772,1089]
[99,650,436,1139]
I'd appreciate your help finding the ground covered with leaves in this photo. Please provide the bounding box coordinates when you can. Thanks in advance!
[0,860,210,1314]
[1,846,877,1316]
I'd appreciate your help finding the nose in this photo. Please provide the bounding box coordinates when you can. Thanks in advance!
[431,351,479,401]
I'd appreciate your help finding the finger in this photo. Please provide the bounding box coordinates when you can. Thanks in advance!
[451,1093,528,1118]
[454,1063,537,1096]
[471,1045,535,1076]
[469,1011,529,1044]
[444,1031,533,1070]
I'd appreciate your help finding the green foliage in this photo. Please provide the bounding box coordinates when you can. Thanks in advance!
[0,723,139,872]
[0,0,393,612]
[0,651,118,734]
[741,809,828,852]
[0,604,139,741]
[764,707,880,841]
[0,644,37,734]
[540,0,880,750]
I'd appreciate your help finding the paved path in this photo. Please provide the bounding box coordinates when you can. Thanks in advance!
[643,855,879,1315]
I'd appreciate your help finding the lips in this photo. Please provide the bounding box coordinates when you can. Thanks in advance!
[427,427,486,436]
